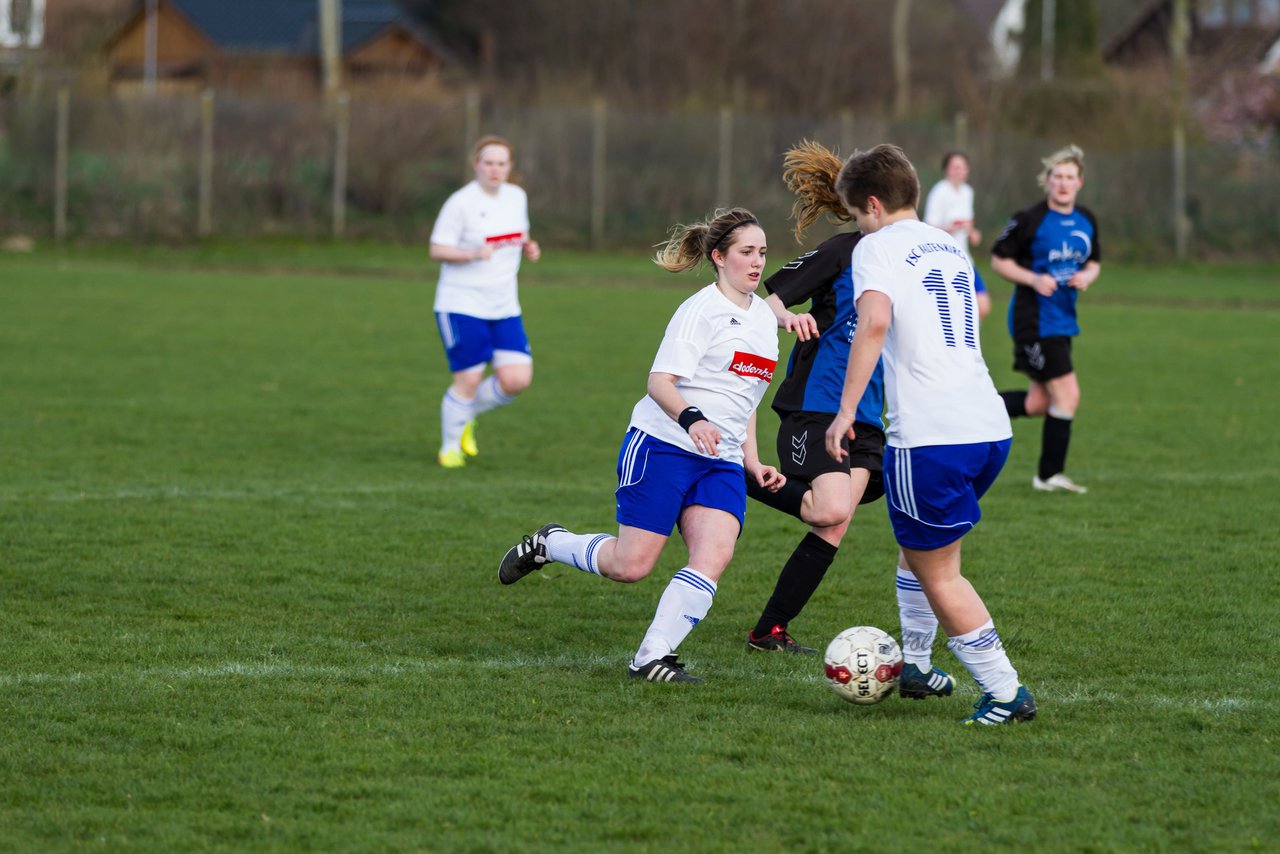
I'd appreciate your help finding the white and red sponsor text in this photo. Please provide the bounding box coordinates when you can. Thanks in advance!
[729,351,776,382]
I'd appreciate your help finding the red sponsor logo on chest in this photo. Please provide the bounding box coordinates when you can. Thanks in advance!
[485,231,525,247]
[729,351,776,382]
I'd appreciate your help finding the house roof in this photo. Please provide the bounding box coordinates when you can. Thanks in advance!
[133,0,455,59]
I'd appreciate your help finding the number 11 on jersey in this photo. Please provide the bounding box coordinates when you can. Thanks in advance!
[922,268,977,350]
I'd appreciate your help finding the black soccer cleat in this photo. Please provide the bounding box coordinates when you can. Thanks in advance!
[497,523,566,585]
[628,654,703,683]
[746,624,818,654]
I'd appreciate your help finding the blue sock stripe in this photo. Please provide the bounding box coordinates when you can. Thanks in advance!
[896,577,923,591]
[584,534,608,574]
[673,569,716,597]
[961,629,1001,649]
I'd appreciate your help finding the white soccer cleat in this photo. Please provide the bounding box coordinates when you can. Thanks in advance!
[1032,473,1088,494]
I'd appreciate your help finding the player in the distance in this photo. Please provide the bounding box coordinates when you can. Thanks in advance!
[990,144,1101,494]
[498,208,785,684]
[431,135,542,469]
[826,144,1036,725]
[923,150,990,319]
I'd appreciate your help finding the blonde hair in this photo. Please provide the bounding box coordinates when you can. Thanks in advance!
[1039,144,1085,187]
[782,140,850,242]
[653,208,760,273]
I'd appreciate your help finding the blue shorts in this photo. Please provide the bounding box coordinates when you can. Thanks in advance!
[435,312,531,373]
[615,428,746,536]
[883,439,1011,551]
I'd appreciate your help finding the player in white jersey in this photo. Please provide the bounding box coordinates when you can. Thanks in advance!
[498,209,785,684]
[922,150,990,319]
[825,144,1037,725]
[431,136,542,469]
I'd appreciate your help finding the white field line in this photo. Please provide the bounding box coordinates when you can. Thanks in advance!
[0,480,609,504]
[0,660,1257,713]
[1,468,1275,505]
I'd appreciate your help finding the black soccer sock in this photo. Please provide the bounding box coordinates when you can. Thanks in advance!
[1000,390,1028,418]
[1039,414,1073,480]
[744,472,809,520]
[753,532,839,637]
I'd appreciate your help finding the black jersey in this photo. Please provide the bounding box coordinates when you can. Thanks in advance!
[766,232,884,424]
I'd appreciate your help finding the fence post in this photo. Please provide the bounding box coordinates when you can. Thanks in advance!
[717,106,733,206]
[198,88,214,237]
[464,87,480,176]
[590,98,607,248]
[332,91,349,238]
[54,87,69,242]
[954,111,968,152]
[840,108,855,152]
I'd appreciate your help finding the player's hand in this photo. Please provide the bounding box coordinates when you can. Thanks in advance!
[1031,273,1058,297]
[472,244,495,261]
[688,419,721,457]
[1067,270,1093,291]
[523,240,541,262]
[824,412,855,462]
[752,464,786,493]
[784,312,819,341]
[968,227,983,246]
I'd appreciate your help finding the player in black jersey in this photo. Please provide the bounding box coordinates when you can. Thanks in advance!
[741,142,957,701]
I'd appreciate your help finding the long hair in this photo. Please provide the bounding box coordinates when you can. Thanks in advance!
[653,207,760,273]
[782,140,850,242]
[834,144,920,215]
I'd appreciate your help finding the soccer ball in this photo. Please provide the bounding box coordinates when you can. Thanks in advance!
[823,626,903,705]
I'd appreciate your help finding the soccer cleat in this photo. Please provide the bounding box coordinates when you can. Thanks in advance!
[497,522,566,585]
[746,625,818,654]
[1032,473,1088,494]
[460,420,479,457]
[628,654,703,683]
[898,662,957,699]
[437,449,466,469]
[962,685,1037,725]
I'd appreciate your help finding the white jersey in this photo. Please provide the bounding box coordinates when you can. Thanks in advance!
[431,181,530,319]
[851,219,1010,449]
[922,180,976,265]
[628,283,779,465]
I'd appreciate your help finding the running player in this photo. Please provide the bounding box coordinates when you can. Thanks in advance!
[432,135,542,468]
[826,144,1036,725]
[991,144,1101,493]
[498,208,785,684]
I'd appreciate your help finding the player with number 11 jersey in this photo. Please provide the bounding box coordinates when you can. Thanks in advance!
[851,223,1010,450]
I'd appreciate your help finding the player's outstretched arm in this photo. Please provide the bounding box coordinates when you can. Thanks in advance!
[825,291,890,462]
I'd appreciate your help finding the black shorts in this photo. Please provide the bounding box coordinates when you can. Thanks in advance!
[775,411,885,505]
[1013,336,1074,383]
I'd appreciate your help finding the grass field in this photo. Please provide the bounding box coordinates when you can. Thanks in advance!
[2,243,1279,851]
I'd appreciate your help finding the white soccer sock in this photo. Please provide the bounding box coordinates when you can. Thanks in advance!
[544,531,613,575]
[472,374,516,417]
[440,389,474,453]
[946,620,1020,702]
[896,567,938,669]
[632,567,716,667]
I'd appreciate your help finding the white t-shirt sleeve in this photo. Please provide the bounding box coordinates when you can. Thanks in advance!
[649,301,708,379]
[923,183,946,229]
[852,239,898,304]
[429,192,466,247]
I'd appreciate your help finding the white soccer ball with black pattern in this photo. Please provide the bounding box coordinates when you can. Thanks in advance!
[823,626,903,705]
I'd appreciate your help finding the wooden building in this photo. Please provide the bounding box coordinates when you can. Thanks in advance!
[104,0,460,97]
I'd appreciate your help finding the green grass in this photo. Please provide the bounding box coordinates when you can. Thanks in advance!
[2,244,1278,851]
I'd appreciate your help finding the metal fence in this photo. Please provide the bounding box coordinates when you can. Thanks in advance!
[1,90,1278,259]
